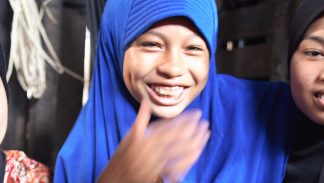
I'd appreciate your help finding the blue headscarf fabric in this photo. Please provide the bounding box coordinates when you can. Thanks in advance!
[54,0,296,182]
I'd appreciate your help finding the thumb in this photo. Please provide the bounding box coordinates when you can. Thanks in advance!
[131,99,151,137]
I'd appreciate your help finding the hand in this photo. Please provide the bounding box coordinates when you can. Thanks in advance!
[97,100,210,183]
[159,118,210,182]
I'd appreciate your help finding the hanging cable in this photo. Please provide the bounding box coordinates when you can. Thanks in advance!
[7,0,84,99]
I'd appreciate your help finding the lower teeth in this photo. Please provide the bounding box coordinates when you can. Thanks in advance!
[157,93,176,99]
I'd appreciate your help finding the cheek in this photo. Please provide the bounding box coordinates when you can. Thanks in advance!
[0,103,8,143]
[123,53,132,90]
[290,63,305,91]
[0,91,7,143]
[290,59,316,107]
[123,50,156,101]
[123,50,141,100]
[124,50,156,80]
[190,58,209,86]
[290,60,314,91]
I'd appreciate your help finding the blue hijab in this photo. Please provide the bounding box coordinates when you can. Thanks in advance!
[54,0,296,182]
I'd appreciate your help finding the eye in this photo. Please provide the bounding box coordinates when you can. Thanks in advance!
[304,50,324,58]
[186,45,203,51]
[140,42,162,49]
[185,45,206,56]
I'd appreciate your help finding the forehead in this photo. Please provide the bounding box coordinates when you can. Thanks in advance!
[305,16,324,36]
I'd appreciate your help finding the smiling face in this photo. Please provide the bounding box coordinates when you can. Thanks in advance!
[123,17,209,118]
[290,16,324,125]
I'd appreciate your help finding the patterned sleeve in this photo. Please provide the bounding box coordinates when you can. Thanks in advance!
[4,150,51,183]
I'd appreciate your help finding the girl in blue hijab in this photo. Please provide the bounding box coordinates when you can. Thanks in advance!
[54,0,296,182]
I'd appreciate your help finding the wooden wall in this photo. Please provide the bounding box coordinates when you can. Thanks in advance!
[216,0,300,81]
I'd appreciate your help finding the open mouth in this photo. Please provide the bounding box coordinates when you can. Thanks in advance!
[314,91,324,108]
[147,84,187,105]
[315,92,324,100]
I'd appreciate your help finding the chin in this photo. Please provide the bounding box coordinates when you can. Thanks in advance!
[307,111,324,126]
[0,128,6,144]
[312,117,324,126]
[0,120,7,143]
[152,111,181,119]
[312,120,324,126]
[151,106,185,119]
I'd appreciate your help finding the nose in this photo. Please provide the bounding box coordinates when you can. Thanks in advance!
[319,67,324,82]
[157,50,186,78]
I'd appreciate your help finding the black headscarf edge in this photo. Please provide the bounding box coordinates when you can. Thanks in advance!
[288,0,324,68]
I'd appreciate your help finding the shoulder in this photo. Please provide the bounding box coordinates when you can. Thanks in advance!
[217,74,291,99]
[4,150,51,183]
[217,74,289,89]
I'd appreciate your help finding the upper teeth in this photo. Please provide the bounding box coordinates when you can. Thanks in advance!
[315,93,324,99]
[151,85,184,97]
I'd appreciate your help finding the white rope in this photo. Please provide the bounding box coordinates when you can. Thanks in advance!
[7,0,84,99]
[82,26,91,106]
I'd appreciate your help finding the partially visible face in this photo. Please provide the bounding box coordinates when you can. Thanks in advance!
[0,78,7,143]
[123,17,209,118]
[290,16,324,125]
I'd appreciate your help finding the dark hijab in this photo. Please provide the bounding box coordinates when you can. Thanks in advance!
[0,44,6,183]
[284,0,324,182]
[287,0,324,65]
[0,151,4,183]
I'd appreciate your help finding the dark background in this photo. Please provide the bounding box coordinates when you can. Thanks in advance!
[0,0,301,173]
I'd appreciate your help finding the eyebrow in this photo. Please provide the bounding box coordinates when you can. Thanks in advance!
[145,31,166,39]
[303,35,324,46]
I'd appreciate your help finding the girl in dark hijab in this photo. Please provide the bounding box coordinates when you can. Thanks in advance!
[0,45,50,182]
[284,0,324,182]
